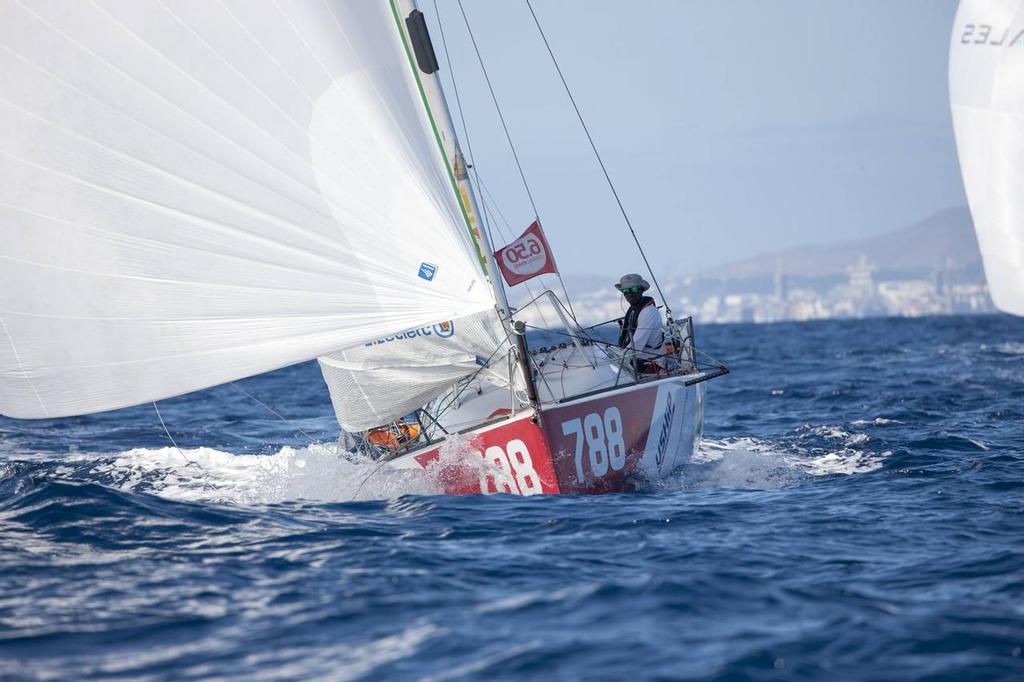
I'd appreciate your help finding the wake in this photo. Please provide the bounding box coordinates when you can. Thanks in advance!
[65,444,440,505]
[681,426,890,491]
[7,421,892,505]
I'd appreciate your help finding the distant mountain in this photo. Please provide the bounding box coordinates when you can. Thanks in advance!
[698,207,980,280]
[557,207,985,305]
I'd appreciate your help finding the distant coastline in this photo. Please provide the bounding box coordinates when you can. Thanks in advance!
[548,207,995,325]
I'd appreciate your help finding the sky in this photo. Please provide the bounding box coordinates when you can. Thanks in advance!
[423,0,965,279]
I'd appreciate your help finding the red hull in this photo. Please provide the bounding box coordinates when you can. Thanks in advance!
[390,376,703,495]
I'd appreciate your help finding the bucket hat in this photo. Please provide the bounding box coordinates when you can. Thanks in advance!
[614,273,650,292]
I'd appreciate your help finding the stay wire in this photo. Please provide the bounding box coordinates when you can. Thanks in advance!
[350,336,509,500]
[431,0,500,260]
[434,0,557,327]
[229,382,317,442]
[478,189,555,331]
[433,2,556,341]
[457,0,538,218]
[152,401,196,466]
[524,0,671,317]
[436,0,577,323]
[431,326,518,419]
[351,457,392,502]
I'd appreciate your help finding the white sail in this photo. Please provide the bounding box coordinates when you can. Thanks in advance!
[319,309,514,431]
[315,0,518,432]
[950,0,1024,316]
[0,0,495,419]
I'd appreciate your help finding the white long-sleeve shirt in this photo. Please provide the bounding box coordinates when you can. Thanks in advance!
[629,302,664,360]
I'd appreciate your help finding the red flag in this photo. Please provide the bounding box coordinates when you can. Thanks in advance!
[494,221,558,286]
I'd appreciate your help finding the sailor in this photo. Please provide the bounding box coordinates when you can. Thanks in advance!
[616,273,665,374]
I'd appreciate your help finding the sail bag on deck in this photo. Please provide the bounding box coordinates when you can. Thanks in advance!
[0,1,497,418]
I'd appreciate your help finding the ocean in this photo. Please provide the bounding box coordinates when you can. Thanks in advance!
[2,314,1023,681]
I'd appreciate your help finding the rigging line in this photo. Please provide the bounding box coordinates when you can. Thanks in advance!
[417,407,450,436]
[431,0,493,247]
[432,0,533,327]
[435,0,575,326]
[229,382,317,442]
[456,0,585,323]
[431,327,517,418]
[478,188,554,332]
[152,401,196,466]
[474,170,583,330]
[351,457,392,502]
[477,165,582,326]
[474,173,515,232]
[551,255,581,325]
[476,171,579,325]
[524,0,671,317]
[456,0,539,219]
[693,346,728,369]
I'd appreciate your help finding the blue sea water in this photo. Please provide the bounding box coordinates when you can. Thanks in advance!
[2,314,1024,681]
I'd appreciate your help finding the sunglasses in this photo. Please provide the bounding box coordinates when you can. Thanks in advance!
[620,286,644,295]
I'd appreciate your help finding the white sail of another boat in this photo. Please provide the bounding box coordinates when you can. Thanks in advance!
[950,0,1024,316]
[0,1,499,419]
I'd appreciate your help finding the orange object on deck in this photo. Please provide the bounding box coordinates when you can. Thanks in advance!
[367,422,421,449]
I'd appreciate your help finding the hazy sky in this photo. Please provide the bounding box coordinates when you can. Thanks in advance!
[423,0,964,278]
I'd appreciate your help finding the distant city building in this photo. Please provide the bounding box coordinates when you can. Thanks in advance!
[560,255,997,328]
[773,268,789,302]
[847,255,875,298]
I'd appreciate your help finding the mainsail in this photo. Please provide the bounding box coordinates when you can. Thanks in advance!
[0,1,497,419]
[950,0,1024,316]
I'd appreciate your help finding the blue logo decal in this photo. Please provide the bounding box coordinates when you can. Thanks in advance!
[433,321,455,338]
[418,262,437,281]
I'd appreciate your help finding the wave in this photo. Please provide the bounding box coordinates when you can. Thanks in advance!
[1,419,890,505]
[682,426,890,490]
[60,445,442,505]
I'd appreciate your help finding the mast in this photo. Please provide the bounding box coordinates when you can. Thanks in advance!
[393,0,514,323]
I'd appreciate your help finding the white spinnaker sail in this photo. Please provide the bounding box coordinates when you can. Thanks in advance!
[950,0,1024,316]
[0,1,497,419]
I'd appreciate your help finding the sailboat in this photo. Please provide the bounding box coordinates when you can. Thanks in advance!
[949,0,1024,316]
[0,1,725,495]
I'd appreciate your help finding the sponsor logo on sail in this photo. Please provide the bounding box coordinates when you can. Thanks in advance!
[418,262,437,281]
[365,321,455,346]
[960,23,1024,48]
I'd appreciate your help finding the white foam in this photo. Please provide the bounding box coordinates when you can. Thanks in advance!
[68,444,442,505]
[686,439,804,489]
[994,341,1024,355]
[683,429,889,490]
[51,420,889,502]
